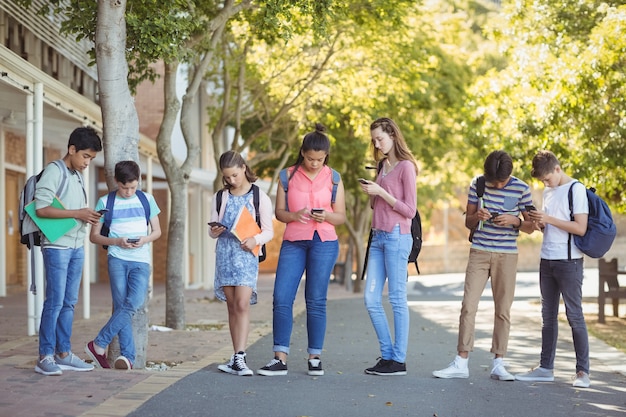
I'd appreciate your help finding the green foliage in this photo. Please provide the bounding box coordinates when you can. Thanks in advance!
[467,1,626,211]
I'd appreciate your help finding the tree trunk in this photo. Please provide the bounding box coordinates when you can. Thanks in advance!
[95,0,148,368]
[157,62,186,329]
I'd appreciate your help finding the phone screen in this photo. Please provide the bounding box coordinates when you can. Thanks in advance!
[98,209,109,215]
[208,222,226,228]
[127,238,140,243]
[311,209,323,214]
[358,178,369,184]
[525,205,537,212]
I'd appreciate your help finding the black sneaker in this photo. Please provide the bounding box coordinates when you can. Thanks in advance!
[365,358,392,375]
[231,352,253,376]
[257,357,288,376]
[372,360,406,376]
[308,357,324,376]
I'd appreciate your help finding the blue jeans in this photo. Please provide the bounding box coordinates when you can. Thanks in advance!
[94,256,151,363]
[272,232,339,356]
[539,258,590,374]
[39,247,85,356]
[364,226,412,363]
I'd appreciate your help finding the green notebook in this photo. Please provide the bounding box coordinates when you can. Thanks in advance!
[24,197,78,243]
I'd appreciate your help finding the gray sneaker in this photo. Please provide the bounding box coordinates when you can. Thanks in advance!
[573,371,590,388]
[35,355,62,376]
[55,352,95,372]
[515,366,554,382]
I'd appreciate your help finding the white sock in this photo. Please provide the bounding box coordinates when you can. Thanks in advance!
[455,355,469,368]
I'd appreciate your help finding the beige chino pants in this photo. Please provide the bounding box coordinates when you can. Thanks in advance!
[457,248,518,356]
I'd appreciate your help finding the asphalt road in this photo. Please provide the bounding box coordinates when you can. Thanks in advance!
[127,275,626,417]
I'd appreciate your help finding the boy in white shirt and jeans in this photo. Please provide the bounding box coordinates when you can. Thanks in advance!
[515,150,591,388]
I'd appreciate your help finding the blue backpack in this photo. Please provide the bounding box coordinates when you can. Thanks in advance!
[278,167,341,211]
[100,190,151,249]
[568,182,616,259]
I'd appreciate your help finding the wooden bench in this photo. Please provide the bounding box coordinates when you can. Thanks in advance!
[598,258,626,323]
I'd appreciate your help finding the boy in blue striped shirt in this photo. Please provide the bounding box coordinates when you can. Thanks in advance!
[85,160,162,370]
[433,150,533,381]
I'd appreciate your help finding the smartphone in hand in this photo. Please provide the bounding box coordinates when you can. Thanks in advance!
[490,211,500,219]
[311,208,324,214]
[208,221,227,228]
[358,178,369,184]
[98,208,109,215]
[127,238,140,244]
[525,205,537,212]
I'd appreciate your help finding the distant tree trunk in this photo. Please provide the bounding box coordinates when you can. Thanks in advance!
[156,62,186,329]
[95,0,148,368]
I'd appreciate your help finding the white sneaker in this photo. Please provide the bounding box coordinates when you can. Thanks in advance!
[515,366,554,382]
[217,354,235,374]
[432,356,469,379]
[490,358,514,381]
[572,371,590,388]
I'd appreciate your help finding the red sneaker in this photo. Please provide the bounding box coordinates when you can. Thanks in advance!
[85,341,110,369]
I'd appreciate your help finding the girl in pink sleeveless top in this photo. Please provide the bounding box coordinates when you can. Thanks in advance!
[258,124,346,377]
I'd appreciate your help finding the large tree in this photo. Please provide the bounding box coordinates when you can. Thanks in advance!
[467,0,626,211]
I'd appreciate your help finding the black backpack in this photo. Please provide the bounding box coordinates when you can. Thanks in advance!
[361,161,422,280]
[216,184,266,262]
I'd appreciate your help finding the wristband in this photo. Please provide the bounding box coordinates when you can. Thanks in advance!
[513,217,522,229]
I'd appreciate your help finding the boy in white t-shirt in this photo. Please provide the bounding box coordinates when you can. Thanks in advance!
[515,150,591,388]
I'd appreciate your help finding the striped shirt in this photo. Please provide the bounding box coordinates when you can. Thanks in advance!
[95,192,161,263]
[468,176,532,254]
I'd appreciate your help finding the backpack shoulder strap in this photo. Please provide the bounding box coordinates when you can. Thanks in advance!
[135,190,151,225]
[566,181,582,260]
[216,189,225,215]
[330,169,341,204]
[252,184,261,228]
[103,191,117,231]
[476,175,486,198]
[279,168,290,211]
[50,159,70,198]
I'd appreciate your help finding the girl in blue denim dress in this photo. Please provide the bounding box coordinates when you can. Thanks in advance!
[209,151,273,376]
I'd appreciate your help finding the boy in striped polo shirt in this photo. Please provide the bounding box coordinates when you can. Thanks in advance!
[433,150,534,381]
[85,160,162,370]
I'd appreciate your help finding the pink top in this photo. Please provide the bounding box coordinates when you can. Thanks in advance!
[371,160,417,234]
[283,165,339,242]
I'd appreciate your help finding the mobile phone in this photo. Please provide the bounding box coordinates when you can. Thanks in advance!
[525,205,537,212]
[490,211,500,219]
[208,221,227,228]
[97,208,109,215]
[358,178,369,184]
[127,238,140,244]
[311,208,324,214]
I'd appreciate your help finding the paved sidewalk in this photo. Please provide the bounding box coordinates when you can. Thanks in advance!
[0,270,625,417]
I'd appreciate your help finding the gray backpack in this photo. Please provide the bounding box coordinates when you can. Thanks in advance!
[19,160,70,293]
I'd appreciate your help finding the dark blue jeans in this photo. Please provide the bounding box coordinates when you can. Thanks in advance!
[539,258,589,374]
[272,232,339,356]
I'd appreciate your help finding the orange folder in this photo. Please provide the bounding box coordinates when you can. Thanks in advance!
[231,206,261,256]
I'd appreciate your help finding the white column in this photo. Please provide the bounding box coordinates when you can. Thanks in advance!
[26,85,45,336]
[0,126,6,297]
